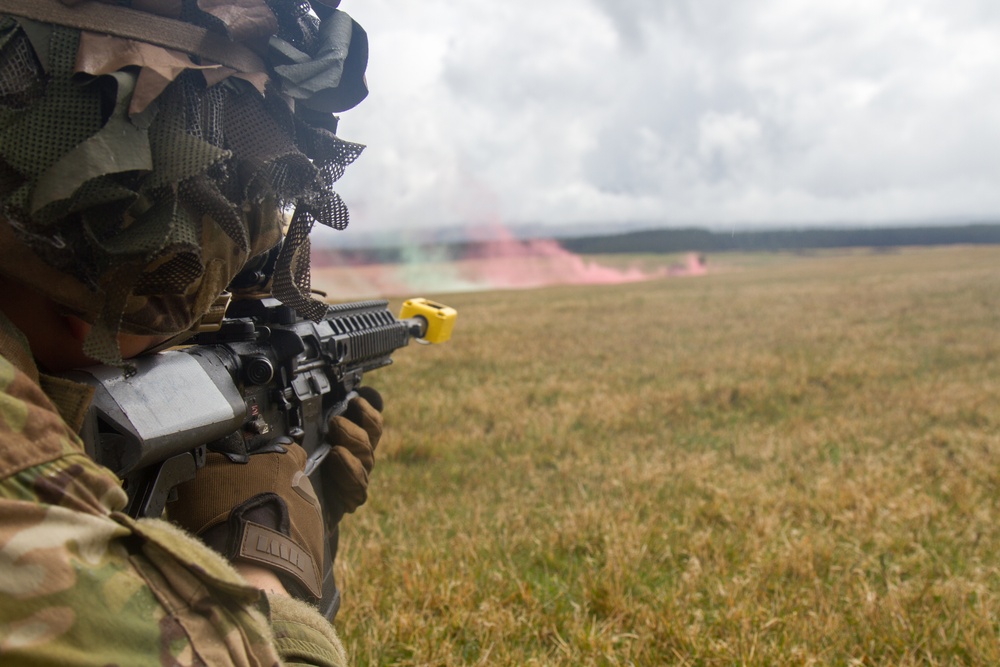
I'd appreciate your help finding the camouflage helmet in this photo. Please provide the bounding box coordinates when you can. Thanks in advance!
[0,0,368,364]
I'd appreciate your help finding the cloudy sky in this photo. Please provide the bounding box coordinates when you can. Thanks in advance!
[330,0,1000,240]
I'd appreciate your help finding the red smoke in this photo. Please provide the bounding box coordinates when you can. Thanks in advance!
[310,232,706,300]
[455,237,702,288]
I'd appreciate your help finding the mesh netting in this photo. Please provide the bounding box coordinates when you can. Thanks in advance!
[0,18,44,109]
[0,1,367,363]
[0,27,102,180]
[267,0,320,54]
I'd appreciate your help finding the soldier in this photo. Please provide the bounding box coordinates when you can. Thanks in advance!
[0,0,380,663]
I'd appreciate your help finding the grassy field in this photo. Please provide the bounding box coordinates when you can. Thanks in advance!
[332,245,1000,666]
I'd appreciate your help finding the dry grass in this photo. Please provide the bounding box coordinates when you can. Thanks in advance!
[333,246,1000,666]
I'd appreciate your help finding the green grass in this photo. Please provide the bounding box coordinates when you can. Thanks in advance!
[334,245,1000,666]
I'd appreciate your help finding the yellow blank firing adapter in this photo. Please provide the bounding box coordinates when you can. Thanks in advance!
[400,298,457,343]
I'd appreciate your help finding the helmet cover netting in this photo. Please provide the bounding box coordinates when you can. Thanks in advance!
[0,0,367,364]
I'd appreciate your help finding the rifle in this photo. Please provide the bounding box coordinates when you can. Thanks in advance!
[66,295,456,619]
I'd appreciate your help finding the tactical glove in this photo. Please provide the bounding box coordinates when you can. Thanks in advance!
[167,443,326,601]
[166,387,383,602]
[322,386,383,524]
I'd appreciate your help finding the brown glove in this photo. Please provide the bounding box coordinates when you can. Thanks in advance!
[322,386,383,522]
[167,443,326,601]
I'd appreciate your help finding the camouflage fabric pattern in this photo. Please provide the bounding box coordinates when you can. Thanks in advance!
[0,317,347,666]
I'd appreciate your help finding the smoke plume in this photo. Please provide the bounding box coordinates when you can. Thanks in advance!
[310,233,706,300]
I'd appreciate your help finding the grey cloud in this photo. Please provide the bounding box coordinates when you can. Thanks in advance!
[577,0,1000,214]
[337,0,1000,233]
[586,0,673,47]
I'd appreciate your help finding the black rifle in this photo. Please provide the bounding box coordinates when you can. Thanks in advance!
[67,296,448,620]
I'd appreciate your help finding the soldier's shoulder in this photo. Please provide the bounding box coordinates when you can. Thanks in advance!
[0,353,84,478]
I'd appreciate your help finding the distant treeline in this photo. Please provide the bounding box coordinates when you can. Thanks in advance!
[559,224,1000,255]
[314,224,1000,265]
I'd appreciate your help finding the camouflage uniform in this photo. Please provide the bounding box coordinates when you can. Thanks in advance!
[0,312,349,666]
